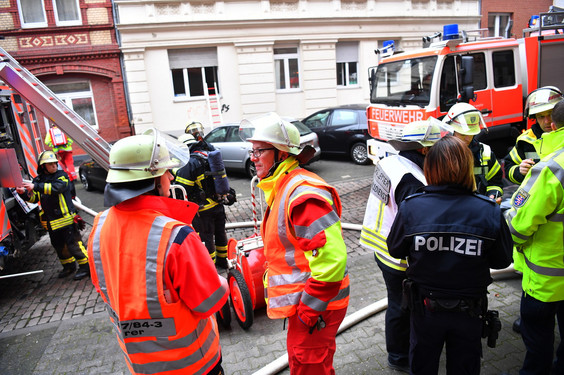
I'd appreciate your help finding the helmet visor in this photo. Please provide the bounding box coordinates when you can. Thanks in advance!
[185,122,204,137]
[449,109,486,135]
[239,118,255,142]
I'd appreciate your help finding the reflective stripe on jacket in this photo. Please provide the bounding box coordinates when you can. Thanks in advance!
[23,170,75,231]
[506,133,564,303]
[504,125,543,184]
[262,167,349,319]
[88,203,221,374]
[360,155,425,272]
[473,142,503,197]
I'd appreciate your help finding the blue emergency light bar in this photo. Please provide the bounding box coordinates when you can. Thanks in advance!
[443,24,460,40]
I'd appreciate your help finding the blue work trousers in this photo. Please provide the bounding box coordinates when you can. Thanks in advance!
[410,309,482,375]
[520,292,564,375]
[376,256,410,366]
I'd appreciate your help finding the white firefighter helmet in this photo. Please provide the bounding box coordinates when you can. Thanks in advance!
[388,117,453,151]
[442,103,486,136]
[524,86,563,118]
[38,150,58,165]
[178,133,197,146]
[106,128,180,184]
[239,112,302,155]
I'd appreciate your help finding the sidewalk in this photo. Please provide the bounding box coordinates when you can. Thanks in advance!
[0,176,532,374]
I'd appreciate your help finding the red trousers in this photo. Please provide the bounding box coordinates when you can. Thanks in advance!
[57,150,77,181]
[287,307,347,375]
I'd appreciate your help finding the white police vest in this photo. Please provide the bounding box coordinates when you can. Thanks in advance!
[360,155,426,272]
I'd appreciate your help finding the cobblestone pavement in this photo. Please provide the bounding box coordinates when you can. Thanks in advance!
[0,176,550,374]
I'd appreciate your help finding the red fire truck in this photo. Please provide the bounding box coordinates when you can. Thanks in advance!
[0,48,112,276]
[367,8,564,161]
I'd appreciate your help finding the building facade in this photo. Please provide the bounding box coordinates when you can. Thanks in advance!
[480,0,553,38]
[0,0,131,148]
[114,0,483,135]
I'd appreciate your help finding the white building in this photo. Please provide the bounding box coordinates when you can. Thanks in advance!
[114,0,481,134]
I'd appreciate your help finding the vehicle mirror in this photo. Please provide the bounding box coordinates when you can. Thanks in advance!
[460,55,473,86]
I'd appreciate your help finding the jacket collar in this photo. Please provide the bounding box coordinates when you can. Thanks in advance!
[536,127,564,159]
[115,195,199,224]
[257,157,299,206]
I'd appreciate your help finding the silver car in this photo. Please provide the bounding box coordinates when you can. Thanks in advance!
[204,120,321,178]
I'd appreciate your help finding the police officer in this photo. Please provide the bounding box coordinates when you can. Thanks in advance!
[504,86,562,184]
[505,99,564,375]
[359,117,450,372]
[444,103,504,203]
[88,129,228,375]
[387,136,513,375]
[502,86,563,333]
[173,122,232,268]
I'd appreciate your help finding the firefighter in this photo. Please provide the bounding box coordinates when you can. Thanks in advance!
[504,86,563,184]
[239,112,349,375]
[505,99,564,375]
[359,118,451,373]
[387,136,513,375]
[16,150,89,280]
[88,129,228,375]
[443,102,504,203]
[172,122,234,268]
[45,124,77,182]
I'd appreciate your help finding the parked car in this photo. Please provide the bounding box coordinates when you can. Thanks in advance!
[205,119,321,178]
[79,158,108,192]
[301,104,371,165]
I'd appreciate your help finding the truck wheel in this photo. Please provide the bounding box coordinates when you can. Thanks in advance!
[350,142,369,165]
[228,269,254,330]
[215,300,231,329]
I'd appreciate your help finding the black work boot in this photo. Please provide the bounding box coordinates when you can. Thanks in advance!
[216,257,228,269]
[58,262,76,278]
[74,263,90,280]
[512,317,521,334]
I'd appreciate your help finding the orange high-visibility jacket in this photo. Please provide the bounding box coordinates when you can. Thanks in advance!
[88,195,225,375]
[262,168,350,319]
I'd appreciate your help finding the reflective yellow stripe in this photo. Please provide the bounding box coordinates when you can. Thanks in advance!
[175,175,195,186]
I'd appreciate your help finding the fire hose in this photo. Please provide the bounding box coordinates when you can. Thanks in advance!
[72,199,518,375]
[252,265,517,375]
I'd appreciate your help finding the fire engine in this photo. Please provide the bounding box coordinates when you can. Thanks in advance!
[367,7,564,161]
[0,47,112,276]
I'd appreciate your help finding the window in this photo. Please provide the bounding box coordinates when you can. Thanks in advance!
[18,0,81,28]
[47,81,99,128]
[169,48,220,98]
[488,13,512,38]
[332,110,358,126]
[53,0,81,26]
[470,53,487,91]
[205,127,229,143]
[274,47,300,90]
[372,56,437,108]
[492,50,516,88]
[303,111,330,129]
[336,42,359,87]
[18,0,47,28]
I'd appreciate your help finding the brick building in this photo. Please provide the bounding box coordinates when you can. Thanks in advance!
[0,0,132,152]
[480,0,554,38]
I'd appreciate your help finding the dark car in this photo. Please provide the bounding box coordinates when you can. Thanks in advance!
[302,104,371,165]
[78,158,107,192]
